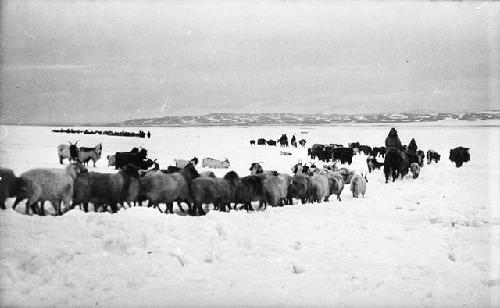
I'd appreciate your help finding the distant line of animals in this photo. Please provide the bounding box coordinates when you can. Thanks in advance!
[52,128,151,138]
[250,134,306,147]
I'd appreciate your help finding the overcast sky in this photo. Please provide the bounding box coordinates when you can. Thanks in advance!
[1,0,499,124]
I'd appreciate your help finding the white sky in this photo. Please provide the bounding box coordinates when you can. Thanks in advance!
[1,0,499,124]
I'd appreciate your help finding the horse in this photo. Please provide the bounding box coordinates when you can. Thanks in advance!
[383,150,409,183]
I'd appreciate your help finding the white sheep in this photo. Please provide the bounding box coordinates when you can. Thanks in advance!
[12,163,87,215]
[350,173,367,198]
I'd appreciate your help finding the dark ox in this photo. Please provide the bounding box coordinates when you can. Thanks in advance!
[449,147,470,168]
[114,148,153,170]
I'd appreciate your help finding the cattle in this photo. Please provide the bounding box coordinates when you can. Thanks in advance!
[257,138,266,145]
[299,139,306,147]
[410,163,420,179]
[250,140,256,145]
[12,163,87,215]
[114,148,150,170]
[77,143,102,167]
[350,173,367,198]
[202,157,230,169]
[348,142,360,149]
[308,144,325,160]
[0,168,25,210]
[366,156,383,173]
[371,147,386,158]
[427,150,441,164]
[449,147,470,168]
[267,140,277,146]
[332,148,354,165]
[358,145,372,156]
[72,164,140,213]
[57,141,79,164]
[190,171,239,215]
[278,134,288,147]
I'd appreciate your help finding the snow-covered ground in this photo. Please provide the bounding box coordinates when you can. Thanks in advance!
[1,123,499,307]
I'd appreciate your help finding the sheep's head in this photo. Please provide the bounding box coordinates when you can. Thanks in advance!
[67,162,88,178]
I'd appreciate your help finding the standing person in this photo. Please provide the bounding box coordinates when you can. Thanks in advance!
[147,131,151,139]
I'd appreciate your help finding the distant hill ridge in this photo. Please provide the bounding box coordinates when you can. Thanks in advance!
[113,111,500,127]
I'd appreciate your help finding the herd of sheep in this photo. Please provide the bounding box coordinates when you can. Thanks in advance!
[0,155,367,216]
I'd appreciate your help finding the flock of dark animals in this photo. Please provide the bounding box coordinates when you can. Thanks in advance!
[251,134,306,148]
[0,129,472,216]
[52,128,151,139]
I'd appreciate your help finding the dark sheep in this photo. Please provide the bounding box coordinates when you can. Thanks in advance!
[72,164,140,213]
[0,168,25,210]
[140,163,200,214]
[288,174,312,204]
[234,175,266,211]
[190,171,239,215]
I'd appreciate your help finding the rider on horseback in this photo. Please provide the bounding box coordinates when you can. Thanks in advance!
[385,128,405,160]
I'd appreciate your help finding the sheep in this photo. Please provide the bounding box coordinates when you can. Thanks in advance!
[200,171,216,178]
[12,163,87,215]
[72,164,140,213]
[0,168,25,210]
[202,157,230,169]
[309,174,330,203]
[249,163,278,176]
[350,173,367,198]
[262,174,290,208]
[315,169,344,202]
[233,175,266,211]
[410,163,420,179]
[140,163,200,214]
[174,157,199,168]
[288,174,312,204]
[190,171,239,215]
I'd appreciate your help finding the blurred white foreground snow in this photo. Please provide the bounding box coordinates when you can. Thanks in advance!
[0,122,499,307]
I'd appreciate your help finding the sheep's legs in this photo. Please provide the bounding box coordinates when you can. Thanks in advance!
[39,201,46,216]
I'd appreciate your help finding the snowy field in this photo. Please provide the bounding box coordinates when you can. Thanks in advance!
[1,122,499,307]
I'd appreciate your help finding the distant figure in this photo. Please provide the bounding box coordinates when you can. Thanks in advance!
[147,131,151,139]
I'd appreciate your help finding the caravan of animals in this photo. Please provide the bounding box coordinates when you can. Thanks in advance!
[0,127,471,216]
